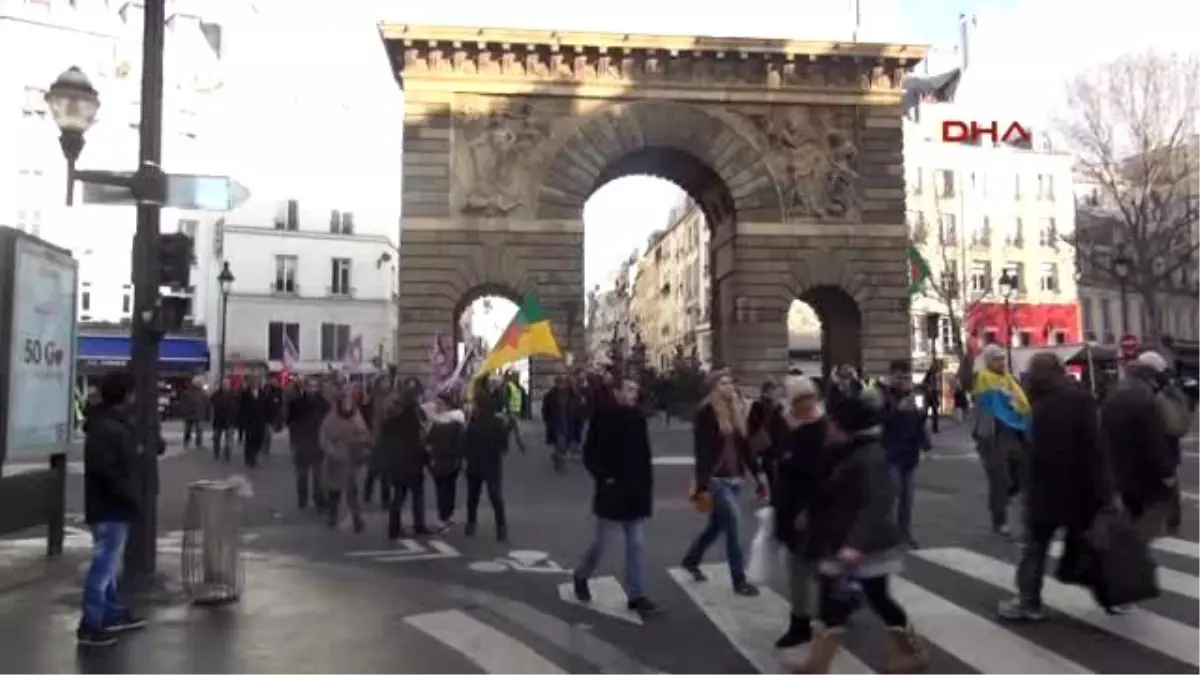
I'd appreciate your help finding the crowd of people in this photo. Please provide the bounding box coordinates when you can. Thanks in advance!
[75,345,1193,673]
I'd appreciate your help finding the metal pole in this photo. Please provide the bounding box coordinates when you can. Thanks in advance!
[218,290,229,384]
[1004,296,1014,370]
[123,0,166,586]
[65,158,76,207]
[1118,279,1130,335]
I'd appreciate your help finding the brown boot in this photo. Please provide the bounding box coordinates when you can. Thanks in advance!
[884,624,929,674]
[788,626,844,674]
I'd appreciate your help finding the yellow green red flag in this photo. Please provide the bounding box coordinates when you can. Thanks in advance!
[478,294,562,375]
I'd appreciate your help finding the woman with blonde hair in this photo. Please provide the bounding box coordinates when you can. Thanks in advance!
[681,369,766,597]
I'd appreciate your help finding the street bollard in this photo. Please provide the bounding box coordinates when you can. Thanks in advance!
[181,478,248,604]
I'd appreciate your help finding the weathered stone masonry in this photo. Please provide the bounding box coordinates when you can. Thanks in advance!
[380,25,925,392]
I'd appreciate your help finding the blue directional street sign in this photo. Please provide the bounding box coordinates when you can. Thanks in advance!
[81,173,250,212]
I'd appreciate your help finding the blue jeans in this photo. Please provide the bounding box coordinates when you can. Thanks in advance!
[574,517,646,600]
[80,521,129,630]
[683,480,747,584]
[890,466,916,541]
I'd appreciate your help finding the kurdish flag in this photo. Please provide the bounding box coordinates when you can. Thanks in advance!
[908,244,932,295]
[478,294,563,375]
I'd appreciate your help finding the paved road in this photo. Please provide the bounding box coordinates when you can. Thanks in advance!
[3,419,1197,673]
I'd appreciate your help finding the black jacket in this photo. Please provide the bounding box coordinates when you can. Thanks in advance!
[772,418,826,549]
[1027,375,1112,527]
[378,401,427,480]
[693,403,756,492]
[464,411,509,479]
[287,392,328,463]
[83,406,140,524]
[584,403,653,521]
[1101,370,1176,514]
[801,434,900,562]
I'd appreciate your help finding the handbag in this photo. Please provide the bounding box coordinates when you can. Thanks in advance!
[746,506,780,584]
[1076,508,1160,609]
[688,479,712,514]
[749,427,772,455]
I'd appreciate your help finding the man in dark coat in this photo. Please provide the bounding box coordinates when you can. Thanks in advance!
[238,378,271,467]
[287,379,329,511]
[998,352,1113,622]
[378,387,430,538]
[209,379,238,462]
[77,372,146,647]
[570,375,660,617]
[1101,353,1177,541]
[541,375,574,473]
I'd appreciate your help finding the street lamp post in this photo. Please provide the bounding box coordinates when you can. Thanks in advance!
[45,66,100,206]
[998,268,1020,369]
[217,262,235,385]
[1113,250,1132,335]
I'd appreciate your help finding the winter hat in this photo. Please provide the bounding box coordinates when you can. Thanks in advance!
[782,375,818,402]
[981,344,1006,363]
[1135,351,1170,373]
[826,386,884,433]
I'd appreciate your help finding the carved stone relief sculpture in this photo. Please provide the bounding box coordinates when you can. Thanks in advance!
[740,107,863,223]
[455,102,552,216]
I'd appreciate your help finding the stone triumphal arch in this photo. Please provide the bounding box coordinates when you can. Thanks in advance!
[379,24,925,392]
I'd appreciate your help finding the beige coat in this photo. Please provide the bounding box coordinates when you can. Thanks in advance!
[319,410,371,488]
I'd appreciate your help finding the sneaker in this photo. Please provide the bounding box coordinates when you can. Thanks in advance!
[733,582,760,597]
[573,576,592,603]
[627,597,662,617]
[996,597,1045,622]
[994,524,1014,540]
[77,626,117,647]
[464,523,477,537]
[681,562,708,582]
[105,612,147,633]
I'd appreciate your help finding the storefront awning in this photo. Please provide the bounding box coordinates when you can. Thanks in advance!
[78,334,210,373]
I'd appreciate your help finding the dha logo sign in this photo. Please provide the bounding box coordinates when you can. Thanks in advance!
[941,121,1033,146]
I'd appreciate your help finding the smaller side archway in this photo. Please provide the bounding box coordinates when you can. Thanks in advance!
[788,286,863,382]
[452,285,534,399]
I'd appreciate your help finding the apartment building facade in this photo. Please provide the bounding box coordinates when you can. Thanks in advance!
[905,97,1081,364]
[585,262,635,366]
[219,196,399,374]
[628,198,710,370]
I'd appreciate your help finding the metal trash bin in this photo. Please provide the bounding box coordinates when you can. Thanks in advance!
[181,479,244,604]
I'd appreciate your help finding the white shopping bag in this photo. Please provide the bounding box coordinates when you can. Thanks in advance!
[746,506,780,584]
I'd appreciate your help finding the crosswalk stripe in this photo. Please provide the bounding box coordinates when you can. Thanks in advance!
[914,547,1200,666]
[1047,541,1199,599]
[668,564,874,674]
[1152,537,1200,560]
[558,575,644,625]
[404,609,565,674]
[890,576,1091,673]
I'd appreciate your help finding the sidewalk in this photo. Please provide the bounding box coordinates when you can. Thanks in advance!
[0,548,462,673]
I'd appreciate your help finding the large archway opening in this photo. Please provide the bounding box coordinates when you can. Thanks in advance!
[786,286,863,384]
[579,146,735,391]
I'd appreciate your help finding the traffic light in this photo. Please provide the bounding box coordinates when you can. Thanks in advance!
[159,232,194,289]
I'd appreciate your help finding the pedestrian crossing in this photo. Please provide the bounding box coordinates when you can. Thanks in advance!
[401,535,1200,674]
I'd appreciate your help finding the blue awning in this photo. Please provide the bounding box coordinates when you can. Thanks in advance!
[78,334,210,372]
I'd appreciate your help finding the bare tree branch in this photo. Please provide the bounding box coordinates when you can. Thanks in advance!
[1056,50,1199,338]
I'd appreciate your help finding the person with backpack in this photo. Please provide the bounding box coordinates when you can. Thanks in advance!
[1101,351,1178,541]
[1138,351,1193,536]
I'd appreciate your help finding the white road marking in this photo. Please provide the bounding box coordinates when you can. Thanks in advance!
[1152,536,1200,560]
[890,576,1090,673]
[652,456,693,466]
[1047,540,1199,599]
[346,539,460,563]
[668,563,874,674]
[558,575,643,625]
[915,547,1200,666]
[404,609,565,674]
